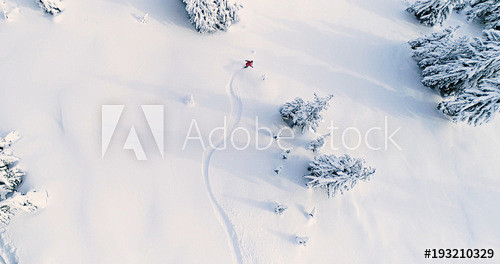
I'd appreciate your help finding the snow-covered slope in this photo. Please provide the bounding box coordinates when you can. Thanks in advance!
[0,0,498,263]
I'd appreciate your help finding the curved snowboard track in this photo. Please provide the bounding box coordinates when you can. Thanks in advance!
[201,69,244,264]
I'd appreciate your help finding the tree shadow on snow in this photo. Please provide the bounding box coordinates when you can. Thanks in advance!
[104,0,194,31]
[265,228,297,245]
[257,16,447,122]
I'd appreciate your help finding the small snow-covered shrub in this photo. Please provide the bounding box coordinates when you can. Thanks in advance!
[295,236,309,247]
[281,149,291,160]
[36,0,64,15]
[183,0,241,33]
[1,0,19,21]
[406,0,464,26]
[308,207,316,218]
[274,165,283,175]
[309,134,330,153]
[280,93,333,134]
[0,192,42,225]
[185,94,196,107]
[467,0,500,30]
[305,154,375,198]
[274,204,288,215]
[140,13,149,24]
[438,78,500,125]
[0,131,46,225]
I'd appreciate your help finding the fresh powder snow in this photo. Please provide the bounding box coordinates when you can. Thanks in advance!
[0,0,498,263]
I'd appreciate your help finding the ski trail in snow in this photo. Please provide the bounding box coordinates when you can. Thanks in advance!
[0,232,18,264]
[201,69,244,264]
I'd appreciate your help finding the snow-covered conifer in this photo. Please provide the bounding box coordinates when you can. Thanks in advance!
[280,93,334,134]
[184,0,241,33]
[308,134,330,153]
[274,204,288,215]
[0,132,46,225]
[422,41,500,96]
[0,191,42,225]
[467,0,500,30]
[409,28,464,69]
[410,28,500,96]
[0,157,24,200]
[0,131,20,150]
[184,0,218,33]
[305,154,375,198]
[406,0,464,26]
[483,29,500,41]
[215,0,241,31]
[438,78,500,125]
[36,0,64,15]
[0,131,23,199]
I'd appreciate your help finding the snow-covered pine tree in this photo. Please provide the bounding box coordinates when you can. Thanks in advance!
[0,154,24,200]
[280,93,334,134]
[483,28,500,41]
[0,131,46,225]
[184,0,241,33]
[308,134,330,153]
[422,39,500,96]
[280,97,306,127]
[438,78,500,125]
[0,131,23,200]
[406,0,464,26]
[305,154,375,198]
[408,27,472,69]
[0,191,41,225]
[410,28,500,96]
[467,0,500,30]
[215,0,241,31]
[184,0,218,33]
[35,0,63,15]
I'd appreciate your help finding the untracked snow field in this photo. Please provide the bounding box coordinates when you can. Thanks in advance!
[0,0,499,263]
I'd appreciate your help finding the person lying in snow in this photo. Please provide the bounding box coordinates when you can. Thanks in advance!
[245,60,253,68]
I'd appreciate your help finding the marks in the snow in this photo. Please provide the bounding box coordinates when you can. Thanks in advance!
[0,232,18,264]
[201,69,244,264]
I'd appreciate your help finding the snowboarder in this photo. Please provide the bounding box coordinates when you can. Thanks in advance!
[244,60,253,68]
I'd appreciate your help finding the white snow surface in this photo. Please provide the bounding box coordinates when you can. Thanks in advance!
[0,0,499,263]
